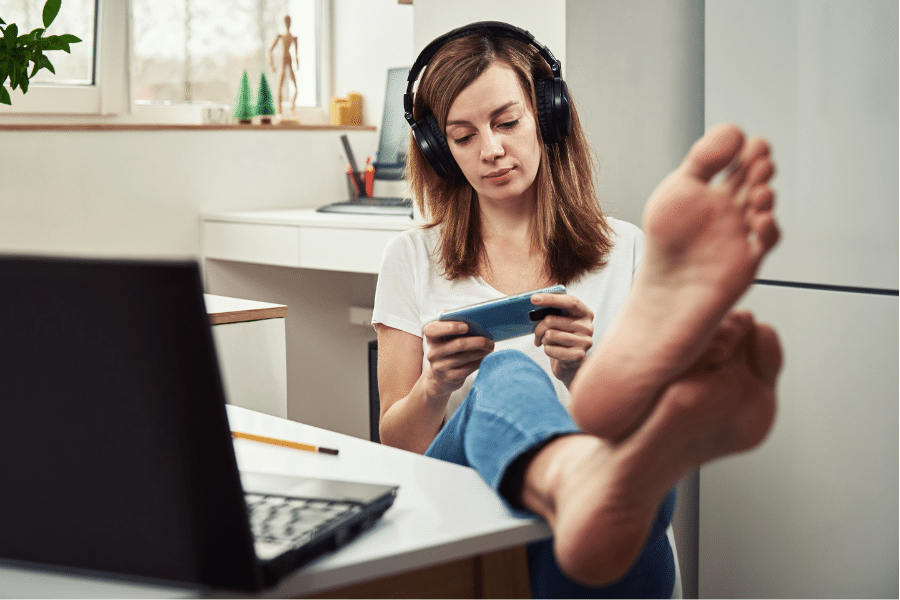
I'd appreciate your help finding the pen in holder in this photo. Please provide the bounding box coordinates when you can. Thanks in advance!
[345,166,367,199]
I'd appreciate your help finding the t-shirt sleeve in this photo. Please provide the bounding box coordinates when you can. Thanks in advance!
[372,231,425,338]
[632,223,646,274]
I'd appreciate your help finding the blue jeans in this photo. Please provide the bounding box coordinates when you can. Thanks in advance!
[425,349,676,598]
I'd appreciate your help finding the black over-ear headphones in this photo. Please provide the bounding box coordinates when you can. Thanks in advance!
[404,21,572,182]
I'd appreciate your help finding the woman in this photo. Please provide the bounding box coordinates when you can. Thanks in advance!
[372,21,780,598]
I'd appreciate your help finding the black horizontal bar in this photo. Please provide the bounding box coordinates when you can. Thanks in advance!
[754,279,899,297]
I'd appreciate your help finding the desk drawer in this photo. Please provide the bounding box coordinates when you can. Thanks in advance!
[298,226,402,274]
[203,222,300,267]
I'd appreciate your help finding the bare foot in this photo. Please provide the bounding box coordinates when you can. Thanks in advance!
[570,123,780,441]
[522,311,781,586]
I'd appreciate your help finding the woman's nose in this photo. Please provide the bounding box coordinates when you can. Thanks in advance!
[480,132,504,161]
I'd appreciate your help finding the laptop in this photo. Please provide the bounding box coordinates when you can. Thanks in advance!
[318,67,414,216]
[0,255,398,591]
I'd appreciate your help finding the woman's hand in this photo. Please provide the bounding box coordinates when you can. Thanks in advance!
[422,320,495,400]
[531,293,595,388]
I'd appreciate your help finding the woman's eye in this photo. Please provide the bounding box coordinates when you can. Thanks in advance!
[453,134,473,145]
[499,119,520,130]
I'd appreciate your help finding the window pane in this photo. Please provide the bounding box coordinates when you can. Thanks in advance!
[132,0,318,108]
[0,0,96,85]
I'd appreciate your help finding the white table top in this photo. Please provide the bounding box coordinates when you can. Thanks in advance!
[201,207,418,231]
[0,405,550,598]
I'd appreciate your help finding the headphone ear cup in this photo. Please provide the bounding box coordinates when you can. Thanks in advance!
[535,77,572,145]
[413,113,461,182]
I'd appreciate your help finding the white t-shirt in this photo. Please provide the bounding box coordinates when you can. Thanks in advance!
[372,217,645,422]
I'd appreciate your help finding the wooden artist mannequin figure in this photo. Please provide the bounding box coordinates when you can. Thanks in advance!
[269,15,299,118]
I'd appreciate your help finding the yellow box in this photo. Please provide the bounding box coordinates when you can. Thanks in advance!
[346,92,363,125]
[331,98,349,125]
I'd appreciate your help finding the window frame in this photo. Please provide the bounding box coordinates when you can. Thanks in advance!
[0,0,128,116]
[0,0,331,124]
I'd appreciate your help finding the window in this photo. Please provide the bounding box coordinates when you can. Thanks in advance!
[132,0,320,113]
[0,0,326,121]
[0,0,126,115]
[1,0,95,84]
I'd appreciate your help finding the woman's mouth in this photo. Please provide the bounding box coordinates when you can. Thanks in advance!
[484,167,514,181]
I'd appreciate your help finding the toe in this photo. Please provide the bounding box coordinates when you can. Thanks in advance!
[684,123,745,183]
[723,138,771,190]
[693,311,755,369]
[746,155,776,187]
[749,212,781,256]
[748,185,775,212]
[750,322,783,384]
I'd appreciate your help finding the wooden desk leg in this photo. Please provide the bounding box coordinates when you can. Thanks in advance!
[305,545,531,599]
[476,545,532,599]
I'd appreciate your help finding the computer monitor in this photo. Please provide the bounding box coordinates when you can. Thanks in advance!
[372,67,410,181]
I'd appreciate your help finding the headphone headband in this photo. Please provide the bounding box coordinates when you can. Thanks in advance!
[404,21,561,120]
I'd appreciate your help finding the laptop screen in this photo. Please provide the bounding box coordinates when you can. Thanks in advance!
[0,256,261,589]
[373,67,411,181]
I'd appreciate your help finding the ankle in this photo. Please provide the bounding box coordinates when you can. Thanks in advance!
[518,435,605,522]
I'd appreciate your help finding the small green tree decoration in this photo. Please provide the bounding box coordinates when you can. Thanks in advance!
[255,72,276,124]
[233,70,255,124]
[0,0,82,105]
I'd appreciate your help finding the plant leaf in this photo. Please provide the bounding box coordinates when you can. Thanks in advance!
[43,0,62,28]
[0,85,11,105]
[4,24,17,51]
[30,56,42,78]
[41,55,54,74]
[58,34,81,44]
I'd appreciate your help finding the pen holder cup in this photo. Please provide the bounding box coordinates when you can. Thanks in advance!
[346,170,366,200]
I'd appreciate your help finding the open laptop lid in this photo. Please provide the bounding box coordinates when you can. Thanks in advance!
[0,256,262,590]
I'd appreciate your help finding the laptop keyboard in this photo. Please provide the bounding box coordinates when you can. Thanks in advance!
[245,493,363,548]
[316,197,413,216]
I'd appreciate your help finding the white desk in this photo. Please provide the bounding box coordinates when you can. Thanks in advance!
[201,208,416,274]
[200,208,418,439]
[0,405,551,598]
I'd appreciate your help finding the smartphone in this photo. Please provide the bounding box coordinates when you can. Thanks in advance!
[435,284,567,342]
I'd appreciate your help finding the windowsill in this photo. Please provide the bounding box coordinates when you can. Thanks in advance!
[0,123,376,131]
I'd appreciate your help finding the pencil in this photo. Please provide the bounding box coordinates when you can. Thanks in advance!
[231,431,339,455]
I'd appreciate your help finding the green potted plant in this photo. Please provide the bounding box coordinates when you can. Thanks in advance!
[0,0,82,105]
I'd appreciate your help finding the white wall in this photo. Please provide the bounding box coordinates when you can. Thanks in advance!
[412,0,565,67]
[332,0,413,131]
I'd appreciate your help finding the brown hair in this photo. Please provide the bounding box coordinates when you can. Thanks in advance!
[407,30,614,286]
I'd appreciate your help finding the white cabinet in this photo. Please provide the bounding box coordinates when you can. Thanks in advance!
[201,209,415,274]
[699,1,899,597]
[700,285,898,598]
[704,0,898,291]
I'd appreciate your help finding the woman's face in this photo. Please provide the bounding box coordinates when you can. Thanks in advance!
[444,62,541,209]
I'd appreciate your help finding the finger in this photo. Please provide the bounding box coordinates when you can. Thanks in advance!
[539,328,593,352]
[423,319,468,340]
[533,316,594,347]
[543,343,589,365]
[426,336,494,364]
[432,351,493,376]
[531,293,593,319]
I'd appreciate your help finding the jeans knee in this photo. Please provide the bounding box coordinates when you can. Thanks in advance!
[475,349,554,395]
[479,348,541,373]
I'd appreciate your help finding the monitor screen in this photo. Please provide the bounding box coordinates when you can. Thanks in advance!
[374,67,411,181]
